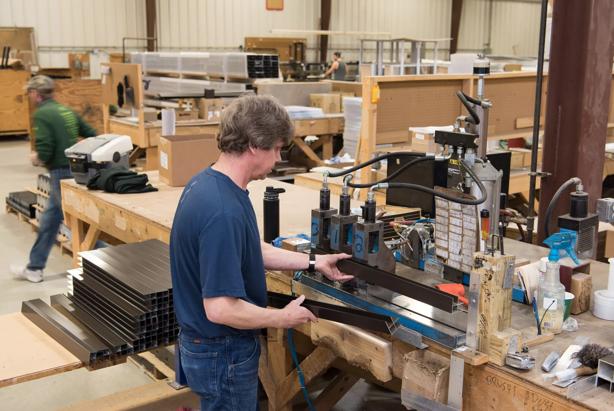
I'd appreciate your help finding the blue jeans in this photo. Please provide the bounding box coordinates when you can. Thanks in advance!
[179,333,260,411]
[28,167,73,270]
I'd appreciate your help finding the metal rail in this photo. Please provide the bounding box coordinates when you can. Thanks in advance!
[319,251,460,313]
[22,299,110,364]
[267,292,393,333]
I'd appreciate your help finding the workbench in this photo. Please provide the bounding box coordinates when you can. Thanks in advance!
[108,114,344,171]
[57,172,614,409]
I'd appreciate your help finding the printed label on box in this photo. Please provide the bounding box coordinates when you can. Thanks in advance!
[160,151,169,169]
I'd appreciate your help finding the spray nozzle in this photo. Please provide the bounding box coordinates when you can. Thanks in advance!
[543,231,580,265]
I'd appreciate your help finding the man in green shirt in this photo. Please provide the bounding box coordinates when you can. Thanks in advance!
[11,75,97,283]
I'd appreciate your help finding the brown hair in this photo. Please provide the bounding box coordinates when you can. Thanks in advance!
[218,95,293,154]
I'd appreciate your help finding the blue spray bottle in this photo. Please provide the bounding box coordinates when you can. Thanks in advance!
[538,232,578,334]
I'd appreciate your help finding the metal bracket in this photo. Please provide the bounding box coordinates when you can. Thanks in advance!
[465,270,481,350]
[447,353,465,410]
[529,171,552,178]
[387,319,428,349]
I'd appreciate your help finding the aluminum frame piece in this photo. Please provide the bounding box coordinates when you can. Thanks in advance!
[328,253,460,313]
[50,294,133,356]
[267,291,393,334]
[295,274,466,349]
[22,299,111,364]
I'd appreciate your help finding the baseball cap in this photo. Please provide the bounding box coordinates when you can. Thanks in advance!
[26,75,54,93]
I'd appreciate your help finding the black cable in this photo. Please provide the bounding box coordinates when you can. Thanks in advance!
[544,177,581,238]
[347,155,436,188]
[382,181,483,205]
[538,299,556,332]
[327,151,425,178]
[456,91,480,125]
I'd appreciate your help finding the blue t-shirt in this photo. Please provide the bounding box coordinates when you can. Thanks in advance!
[170,167,267,338]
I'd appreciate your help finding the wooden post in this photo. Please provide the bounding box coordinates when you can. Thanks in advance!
[358,76,378,200]
[570,273,592,314]
[472,252,516,357]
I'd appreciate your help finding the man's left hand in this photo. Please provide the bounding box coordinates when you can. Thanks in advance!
[30,151,42,167]
[315,253,354,282]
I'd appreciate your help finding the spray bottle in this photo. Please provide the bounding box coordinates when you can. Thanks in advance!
[538,232,579,334]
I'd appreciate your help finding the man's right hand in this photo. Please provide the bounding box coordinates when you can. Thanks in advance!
[278,295,317,328]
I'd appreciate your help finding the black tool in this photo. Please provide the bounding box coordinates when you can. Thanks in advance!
[124,75,135,107]
[263,186,286,243]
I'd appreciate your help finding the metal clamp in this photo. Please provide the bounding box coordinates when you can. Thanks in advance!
[529,171,552,178]
[387,318,428,349]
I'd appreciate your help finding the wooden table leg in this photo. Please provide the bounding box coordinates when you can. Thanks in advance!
[66,213,101,268]
[267,328,292,411]
[145,147,159,171]
[293,137,324,166]
[313,371,360,411]
[67,214,84,268]
[321,134,333,161]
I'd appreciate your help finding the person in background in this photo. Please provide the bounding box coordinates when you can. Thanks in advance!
[170,95,352,410]
[325,51,347,80]
[11,75,97,283]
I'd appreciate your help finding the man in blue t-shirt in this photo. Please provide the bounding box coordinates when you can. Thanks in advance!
[170,95,352,411]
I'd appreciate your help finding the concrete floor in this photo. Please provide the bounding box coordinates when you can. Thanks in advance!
[0,138,154,410]
[0,138,405,410]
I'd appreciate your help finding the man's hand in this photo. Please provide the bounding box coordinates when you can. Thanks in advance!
[278,295,317,328]
[315,253,354,282]
[30,151,42,167]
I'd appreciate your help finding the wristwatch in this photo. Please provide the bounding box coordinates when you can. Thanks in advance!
[307,253,316,273]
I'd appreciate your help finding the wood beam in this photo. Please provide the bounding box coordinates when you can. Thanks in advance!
[276,346,337,408]
[313,371,360,411]
[537,0,614,241]
[320,0,332,63]
[449,0,463,54]
[145,0,157,51]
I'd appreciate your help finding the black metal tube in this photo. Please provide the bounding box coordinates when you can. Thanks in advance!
[263,195,280,243]
[362,198,377,223]
[327,151,425,178]
[320,187,331,210]
[339,193,351,216]
[347,155,436,188]
[526,0,549,243]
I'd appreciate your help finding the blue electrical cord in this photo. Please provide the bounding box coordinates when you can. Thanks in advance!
[287,328,316,411]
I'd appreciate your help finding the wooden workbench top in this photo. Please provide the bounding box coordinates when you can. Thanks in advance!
[61,171,361,238]
[0,313,82,388]
[495,240,614,410]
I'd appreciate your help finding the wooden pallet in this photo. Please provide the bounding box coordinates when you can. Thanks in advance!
[5,204,33,224]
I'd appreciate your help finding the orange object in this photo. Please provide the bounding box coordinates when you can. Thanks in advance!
[436,283,469,305]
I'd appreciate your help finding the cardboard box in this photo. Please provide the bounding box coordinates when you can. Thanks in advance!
[409,129,437,153]
[143,107,158,122]
[402,350,449,403]
[309,93,341,114]
[336,91,355,111]
[158,134,220,186]
[175,109,199,121]
[199,98,225,121]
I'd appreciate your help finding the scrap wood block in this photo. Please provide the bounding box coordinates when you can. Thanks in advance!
[401,349,450,403]
[488,328,523,366]
[311,319,393,382]
[472,253,516,355]
[570,273,592,314]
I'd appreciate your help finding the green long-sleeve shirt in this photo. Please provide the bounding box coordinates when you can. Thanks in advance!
[33,99,97,169]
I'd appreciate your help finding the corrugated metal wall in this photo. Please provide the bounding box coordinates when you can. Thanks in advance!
[328,0,452,62]
[156,0,321,61]
[0,0,146,67]
[458,0,541,57]
[0,0,542,68]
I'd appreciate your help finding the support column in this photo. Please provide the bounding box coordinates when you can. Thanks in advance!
[320,0,332,64]
[146,0,157,51]
[537,0,614,242]
[449,0,464,55]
